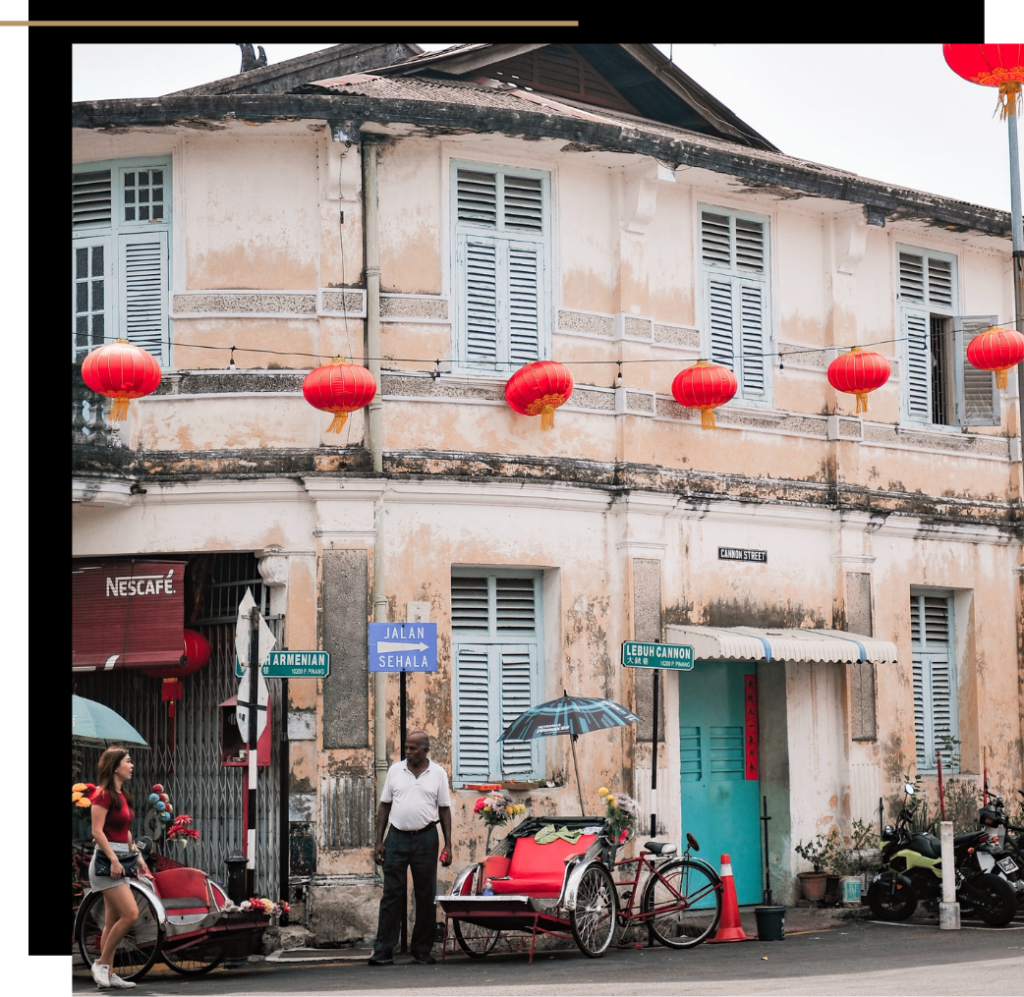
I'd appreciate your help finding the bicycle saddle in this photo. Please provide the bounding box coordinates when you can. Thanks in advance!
[643,841,677,856]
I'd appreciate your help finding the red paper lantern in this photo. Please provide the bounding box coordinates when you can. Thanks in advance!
[302,358,377,433]
[143,629,211,754]
[826,347,891,413]
[80,339,162,421]
[671,360,738,430]
[944,45,1024,117]
[966,326,1024,390]
[505,360,574,430]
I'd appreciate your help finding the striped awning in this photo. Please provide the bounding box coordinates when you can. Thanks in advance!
[663,626,898,664]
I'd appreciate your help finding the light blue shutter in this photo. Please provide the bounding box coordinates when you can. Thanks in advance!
[910,594,957,772]
[73,236,112,360]
[707,276,735,370]
[500,645,537,777]
[458,234,500,368]
[118,231,168,364]
[903,308,931,422]
[507,241,541,366]
[738,281,767,397]
[454,644,493,781]
[954,315,999,427]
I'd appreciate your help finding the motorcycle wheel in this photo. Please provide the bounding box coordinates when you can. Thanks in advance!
[960,873,1017,927]
[866,875,917,921]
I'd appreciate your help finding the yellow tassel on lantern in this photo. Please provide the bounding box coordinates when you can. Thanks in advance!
[998,81,1021,120]
[996,369,1009,390]
[700,408,716,430]
[525,393,565,430]
[326,410,350,433]
[109,397,130,422]
[856,392,869,414]
[540,405,555,430]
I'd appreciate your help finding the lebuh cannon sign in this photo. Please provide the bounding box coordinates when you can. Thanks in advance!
[621,641,695,670]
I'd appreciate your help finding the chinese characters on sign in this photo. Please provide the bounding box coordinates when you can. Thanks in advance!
[719,547,768,563]
[620,642,695,670]
[744,674,759,780]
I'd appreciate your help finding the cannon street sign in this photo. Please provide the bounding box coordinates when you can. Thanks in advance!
[621,641,695,670]
[368,623,438,672]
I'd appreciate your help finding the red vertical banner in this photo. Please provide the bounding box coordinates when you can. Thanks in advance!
[744,674,759,780]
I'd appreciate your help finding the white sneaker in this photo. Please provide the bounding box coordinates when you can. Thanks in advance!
[108,974,137,989]
[91,963,111,988]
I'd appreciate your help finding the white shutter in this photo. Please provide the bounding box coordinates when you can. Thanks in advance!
[927,258,954,309]
[507,242,541,366]
[898,252,926,302]
[954,315,999,427]
[500,645,537,777]
[118,231,168,363]
[734,218,765,273]
[903,308,931,422]
[496,577,537,631]
[72,170,112,229]
[701,212,732,268]
[456,169,498,228]
[503,175,543,232]
[738,281,767,397]
[451,576,489,630]
[454,644,493,781]
[72,236,112,361]
[707,276,735,370]
[459,234,500,368]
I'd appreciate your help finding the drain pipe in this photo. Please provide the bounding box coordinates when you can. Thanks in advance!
[362,134,389,828]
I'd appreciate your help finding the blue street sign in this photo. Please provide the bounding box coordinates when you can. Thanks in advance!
[368,622,438,673]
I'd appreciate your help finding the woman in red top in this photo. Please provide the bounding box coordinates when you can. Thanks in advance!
[88,746,151,990]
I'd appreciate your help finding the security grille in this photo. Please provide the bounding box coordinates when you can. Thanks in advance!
[74,554,282,898]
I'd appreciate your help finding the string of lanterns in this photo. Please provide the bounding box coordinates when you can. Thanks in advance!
[79,324,1024,434]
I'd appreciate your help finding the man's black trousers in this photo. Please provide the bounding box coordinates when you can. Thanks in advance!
[372,824,438,957]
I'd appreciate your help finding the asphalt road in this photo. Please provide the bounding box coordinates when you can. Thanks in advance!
[71,920,1024,996]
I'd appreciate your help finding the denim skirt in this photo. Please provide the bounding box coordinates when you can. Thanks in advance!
[88,841,135,892]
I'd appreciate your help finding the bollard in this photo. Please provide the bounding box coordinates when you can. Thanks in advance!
[938,820,960,930]
[225,852,249,905]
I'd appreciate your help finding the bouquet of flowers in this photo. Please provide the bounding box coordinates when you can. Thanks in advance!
[473,791,526,828]
[146,783,175,837]
[72,782,96,823]
[598,786,638,840]
[166,814,202,847]
[241,897,291,918]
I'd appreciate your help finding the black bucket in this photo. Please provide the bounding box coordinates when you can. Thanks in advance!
[754,905,786,941]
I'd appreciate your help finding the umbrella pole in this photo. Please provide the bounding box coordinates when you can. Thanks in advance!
[570,735,585,815]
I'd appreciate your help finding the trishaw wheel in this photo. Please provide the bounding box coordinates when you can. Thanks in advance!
[569,865,618,958]
[641,859,721,948]
[77,883,165,982]
[451,919,500,958]
[163,938,228,975]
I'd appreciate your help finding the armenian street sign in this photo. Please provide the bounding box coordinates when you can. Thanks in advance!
[621,641,695,670]
[368,622,438,672]
[234,651,329,679]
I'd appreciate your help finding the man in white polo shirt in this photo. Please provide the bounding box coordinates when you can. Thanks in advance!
[368,730,453,966]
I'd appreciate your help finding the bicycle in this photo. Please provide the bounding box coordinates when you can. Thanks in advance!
[610,831,723,947]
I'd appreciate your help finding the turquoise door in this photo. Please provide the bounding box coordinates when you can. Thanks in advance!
[679,661,762,905]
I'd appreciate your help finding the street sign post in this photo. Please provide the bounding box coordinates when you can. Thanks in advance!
[235,651,330,679]
[621,641,695,670]
[368,623,438,672]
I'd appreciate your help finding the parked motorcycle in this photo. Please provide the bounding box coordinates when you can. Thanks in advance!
[866,782,1017,927]
[974,790,1024,909]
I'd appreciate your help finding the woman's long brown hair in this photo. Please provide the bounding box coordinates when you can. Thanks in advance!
[96,746,133,812]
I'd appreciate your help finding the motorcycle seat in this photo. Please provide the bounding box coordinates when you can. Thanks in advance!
[910,833,942,859]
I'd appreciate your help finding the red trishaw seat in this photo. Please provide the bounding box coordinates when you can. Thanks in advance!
[489,835,597,898]
[152,868,211,914]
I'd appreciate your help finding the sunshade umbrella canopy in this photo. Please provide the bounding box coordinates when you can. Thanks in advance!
[72,694,149,749]
[499,691,641,813]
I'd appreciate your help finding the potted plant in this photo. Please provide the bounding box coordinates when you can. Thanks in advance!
[794,828,838,902]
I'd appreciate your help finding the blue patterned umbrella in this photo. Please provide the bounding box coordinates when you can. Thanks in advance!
[498,690,641,813]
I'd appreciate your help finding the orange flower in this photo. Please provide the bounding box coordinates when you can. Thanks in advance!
[76,798,92,808]
[72,791,83,802]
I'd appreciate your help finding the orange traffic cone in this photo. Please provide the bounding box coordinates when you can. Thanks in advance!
[707,853,750,943]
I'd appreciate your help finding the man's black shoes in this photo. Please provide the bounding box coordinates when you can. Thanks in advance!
[411,953,436,965]
[367,955,393,966]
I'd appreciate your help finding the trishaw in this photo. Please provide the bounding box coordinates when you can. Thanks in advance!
[73,840,273,981]
[437,816,723,962]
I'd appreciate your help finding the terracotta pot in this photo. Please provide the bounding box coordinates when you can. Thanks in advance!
[798,871,828,902]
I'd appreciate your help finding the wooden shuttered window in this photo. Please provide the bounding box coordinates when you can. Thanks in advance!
[72,161,171,364]
[452,574,543,783]
[700,209,770,403]
[910,592,958,773]
[898,246,997,427]
[453,164,549,373]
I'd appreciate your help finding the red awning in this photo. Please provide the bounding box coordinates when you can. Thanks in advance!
[73,559,188,672]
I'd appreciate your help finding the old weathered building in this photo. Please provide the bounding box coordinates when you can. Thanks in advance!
[73,43,1023,940]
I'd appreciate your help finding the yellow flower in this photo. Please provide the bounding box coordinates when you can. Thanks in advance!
[598,787,609,796]
[606,796,617,808]
[72,783,88,793]
[72,791,83,802]
[76,798,92,808]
